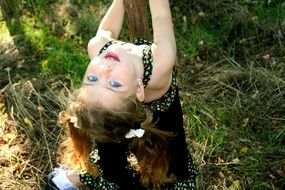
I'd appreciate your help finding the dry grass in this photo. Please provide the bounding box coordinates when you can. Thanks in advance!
[1,113,47,189]
[0,49,71,189]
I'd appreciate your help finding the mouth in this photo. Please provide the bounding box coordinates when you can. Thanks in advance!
[105,51,120,62]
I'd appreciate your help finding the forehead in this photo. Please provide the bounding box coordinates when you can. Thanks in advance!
[79,86,126,109]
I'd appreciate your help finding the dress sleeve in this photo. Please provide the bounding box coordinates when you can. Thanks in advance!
[79,170,120,189]
[78,148,121,189]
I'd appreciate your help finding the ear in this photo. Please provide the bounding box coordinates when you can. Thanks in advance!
[136,82,145,102]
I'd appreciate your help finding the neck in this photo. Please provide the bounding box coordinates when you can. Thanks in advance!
[136,61,144,79]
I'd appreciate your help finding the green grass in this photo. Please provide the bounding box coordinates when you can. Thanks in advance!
[180,52,284,188]
[0,0,284,189]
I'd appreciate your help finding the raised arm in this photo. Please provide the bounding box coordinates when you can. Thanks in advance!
[145,0,177,101]
[88,0,125,59]
[97,0,125,39]
[150,0,176,53]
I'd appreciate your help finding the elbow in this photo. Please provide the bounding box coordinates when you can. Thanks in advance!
[87,35,107,58]
[87,37,98,59]
[96,29,114,39]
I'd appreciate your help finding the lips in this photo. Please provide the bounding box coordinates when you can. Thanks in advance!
[105,51,120,62]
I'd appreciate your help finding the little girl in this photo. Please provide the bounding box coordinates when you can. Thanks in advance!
[46,0,197,189]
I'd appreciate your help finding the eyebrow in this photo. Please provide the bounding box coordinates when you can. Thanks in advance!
[81,82,125,94]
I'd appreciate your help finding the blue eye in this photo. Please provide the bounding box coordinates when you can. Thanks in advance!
[110,81,122,88]
[87,75,98,82]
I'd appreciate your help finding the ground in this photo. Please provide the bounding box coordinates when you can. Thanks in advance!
[0,0,284,189]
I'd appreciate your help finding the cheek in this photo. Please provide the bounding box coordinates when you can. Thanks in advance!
[85,63,96,74]
[122,66,136,81]
[89,57,103,67]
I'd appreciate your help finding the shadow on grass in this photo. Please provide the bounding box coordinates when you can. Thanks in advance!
[1,0,37,72]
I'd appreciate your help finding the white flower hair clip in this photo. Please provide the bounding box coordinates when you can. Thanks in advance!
[90,149,100,164]
[125,129,145,139]
[70,115,80,129]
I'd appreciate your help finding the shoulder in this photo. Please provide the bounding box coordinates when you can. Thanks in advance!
[143,42,176,102]
[87,28,121,59]
[87,35,112,60]
[151,40,176,74]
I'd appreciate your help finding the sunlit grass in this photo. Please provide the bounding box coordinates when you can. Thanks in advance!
[21,15,48,51]
[0,19,12,44]
[40,39,89,84]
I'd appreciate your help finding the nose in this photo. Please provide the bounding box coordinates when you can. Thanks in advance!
[99,63,112,75]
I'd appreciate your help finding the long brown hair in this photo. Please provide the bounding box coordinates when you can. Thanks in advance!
[58,93,176,189]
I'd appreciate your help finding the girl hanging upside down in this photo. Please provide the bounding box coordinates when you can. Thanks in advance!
[45,0,197,189]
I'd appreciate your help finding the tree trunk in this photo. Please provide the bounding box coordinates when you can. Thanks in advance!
[123,0,150,41]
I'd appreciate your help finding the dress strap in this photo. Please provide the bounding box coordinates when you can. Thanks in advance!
[133,37,152,46]
[98,41,117,55]
[134,37,154,88]
[144,69,178,112]
[141,45,153,87]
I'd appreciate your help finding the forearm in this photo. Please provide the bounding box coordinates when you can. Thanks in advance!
[147,0,176,93]
[66,171,82,186]
[47,168,82,190]
[97,0,125,39]
[149,0,176,50]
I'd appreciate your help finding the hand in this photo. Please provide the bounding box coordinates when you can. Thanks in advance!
[66,170,81,185]
[51,168,80,190]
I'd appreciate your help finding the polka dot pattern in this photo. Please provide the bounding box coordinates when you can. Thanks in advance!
[79,150,197,190]
[172,154,198,190]
[145,71,177,112]
[133,37,178,112]
[79,149,120,189]
[141,45,153,87]
[79,161,120,189]
[134,37,153,87]
[98,41,117,55]
[79,171,120,190]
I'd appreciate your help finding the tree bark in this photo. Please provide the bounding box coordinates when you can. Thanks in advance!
[123,0,150,41]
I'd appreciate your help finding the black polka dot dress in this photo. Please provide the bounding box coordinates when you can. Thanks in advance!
[79,38,198,190]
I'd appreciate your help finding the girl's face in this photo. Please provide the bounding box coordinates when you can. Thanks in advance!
[81,44,144,108]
